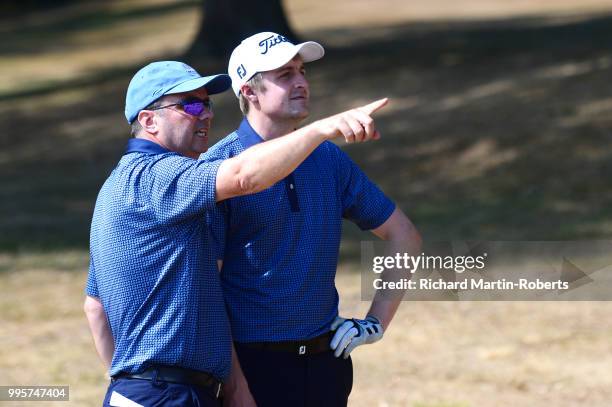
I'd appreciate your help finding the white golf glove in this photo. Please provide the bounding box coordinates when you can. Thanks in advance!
[330,315,384,359]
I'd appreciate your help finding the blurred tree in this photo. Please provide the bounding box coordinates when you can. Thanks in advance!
[1,0,76,16]
[187,0,297,58]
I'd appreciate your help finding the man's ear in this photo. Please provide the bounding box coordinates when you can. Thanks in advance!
[241,84,259,105]
[137,110,158,134]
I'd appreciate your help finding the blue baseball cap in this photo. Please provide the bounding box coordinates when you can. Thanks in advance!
[125,61,231,123]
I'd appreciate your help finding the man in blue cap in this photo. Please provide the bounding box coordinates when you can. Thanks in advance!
[203,33,422,406]
[84,60,389,406]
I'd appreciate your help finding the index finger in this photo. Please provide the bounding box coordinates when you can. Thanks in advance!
[358,98,389,116]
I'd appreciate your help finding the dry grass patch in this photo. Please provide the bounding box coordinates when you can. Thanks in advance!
[1,262,612,406]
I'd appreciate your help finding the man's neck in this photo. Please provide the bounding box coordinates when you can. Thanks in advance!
[135,133,189,156]
[136,133,162,146]
[245,112,299,141]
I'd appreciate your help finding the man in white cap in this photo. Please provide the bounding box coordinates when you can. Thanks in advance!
[84,60,389,407]
[203,33,421,406]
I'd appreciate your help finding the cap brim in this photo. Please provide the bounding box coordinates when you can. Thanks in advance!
[166,74,232,96]
[296,41,325,63]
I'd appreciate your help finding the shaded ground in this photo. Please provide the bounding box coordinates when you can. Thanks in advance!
[2,2,612,251]
[1,1,612,406]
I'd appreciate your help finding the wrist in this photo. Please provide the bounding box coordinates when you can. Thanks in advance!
[224,375,248,394]
[307,119,334,141]
[365,315,381,325]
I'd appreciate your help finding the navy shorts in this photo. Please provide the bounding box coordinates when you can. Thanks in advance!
[235,344,353,407]
[103,377,220,407]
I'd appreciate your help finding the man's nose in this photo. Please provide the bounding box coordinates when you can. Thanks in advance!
[294,75,309,91]
[199,109,213,121]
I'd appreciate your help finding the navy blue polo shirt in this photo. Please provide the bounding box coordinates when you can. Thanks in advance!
[86,138,231,380]
[202,119,395,343]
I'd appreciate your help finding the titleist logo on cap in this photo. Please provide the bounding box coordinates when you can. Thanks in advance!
[258,34,290,55]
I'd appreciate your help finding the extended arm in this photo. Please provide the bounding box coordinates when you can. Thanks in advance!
[83,295,114,370]
[215,99,388,202]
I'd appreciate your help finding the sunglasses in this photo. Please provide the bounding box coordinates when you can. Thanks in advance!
[150,98,213,117]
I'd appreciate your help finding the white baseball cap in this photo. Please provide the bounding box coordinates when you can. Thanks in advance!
[228,32,325,96]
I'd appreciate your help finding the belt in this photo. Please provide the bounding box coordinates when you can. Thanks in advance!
[237,331,334,355]
[112,365,223,399]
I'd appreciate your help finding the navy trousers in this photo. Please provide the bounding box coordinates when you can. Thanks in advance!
[235,344,353,407]
[102,377,220,407]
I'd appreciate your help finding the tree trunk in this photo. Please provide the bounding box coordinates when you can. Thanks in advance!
[186,0,297,59]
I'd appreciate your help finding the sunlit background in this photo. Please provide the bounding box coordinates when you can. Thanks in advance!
[2,1,612,405]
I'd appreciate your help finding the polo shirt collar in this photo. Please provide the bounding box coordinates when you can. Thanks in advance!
[125,138,171,155]
[236,118,264,149]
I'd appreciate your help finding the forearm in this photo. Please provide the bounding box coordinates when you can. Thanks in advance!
[225,343,250,392]
[368,208,422,330]
[367,235,412,330]
[331,208,420,358]
[217,124,326,201]
[223,341,257,406]
[367,291,402,331]
[84,296,114,369]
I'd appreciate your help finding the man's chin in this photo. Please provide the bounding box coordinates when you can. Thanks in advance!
[192,144,209,158]
[290,109,309,121]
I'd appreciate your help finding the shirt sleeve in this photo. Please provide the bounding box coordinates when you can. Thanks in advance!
[85,253,99,297]
[146,155,224,223]
[332,143,396,230]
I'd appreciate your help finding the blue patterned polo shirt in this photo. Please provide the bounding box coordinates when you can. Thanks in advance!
[202,119,395,343]
[86,138,231,380]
